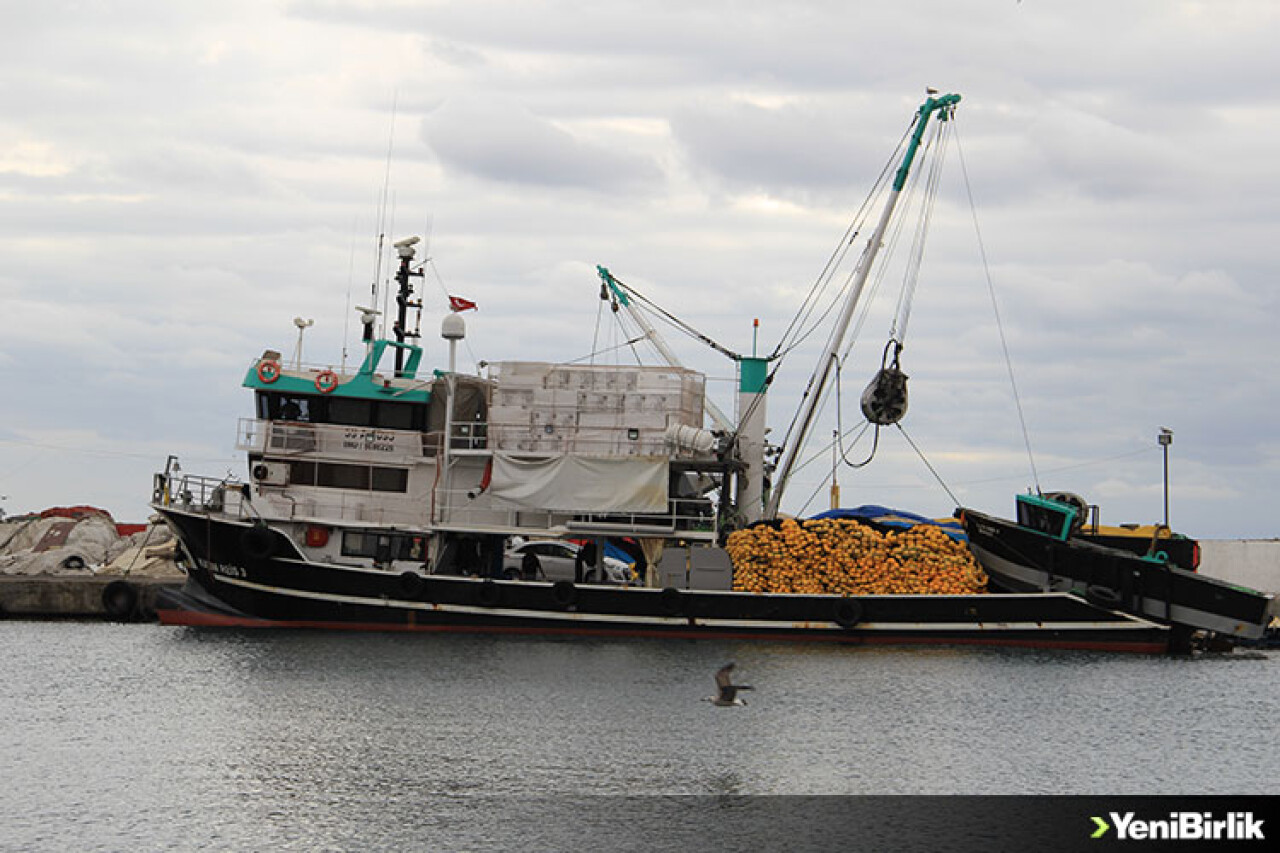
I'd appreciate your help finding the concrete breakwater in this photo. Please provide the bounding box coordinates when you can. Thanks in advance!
[0,575,179,620]
[1,508,183,621]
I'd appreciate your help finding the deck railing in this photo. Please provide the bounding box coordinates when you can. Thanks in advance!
[155,473,252,519]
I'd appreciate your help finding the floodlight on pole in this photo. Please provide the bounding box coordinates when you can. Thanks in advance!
[1158,427,1173,528]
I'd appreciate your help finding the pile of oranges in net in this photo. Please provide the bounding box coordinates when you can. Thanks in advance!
[726,517,988,596]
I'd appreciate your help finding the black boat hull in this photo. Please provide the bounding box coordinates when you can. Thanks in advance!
[156,507,1174,653]
[959,507,1273,640]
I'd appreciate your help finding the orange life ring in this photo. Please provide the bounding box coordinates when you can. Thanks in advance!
[256,359,281,383]
[315,370,339,394]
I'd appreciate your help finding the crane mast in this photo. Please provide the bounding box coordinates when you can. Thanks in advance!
[765,93,961,518]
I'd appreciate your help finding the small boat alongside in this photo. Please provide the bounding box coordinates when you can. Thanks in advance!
[959,495,1275,646]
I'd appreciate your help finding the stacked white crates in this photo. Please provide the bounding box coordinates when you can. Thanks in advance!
[487,361,705,456]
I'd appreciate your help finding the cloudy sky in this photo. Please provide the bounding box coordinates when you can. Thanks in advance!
[2,0,1278,541]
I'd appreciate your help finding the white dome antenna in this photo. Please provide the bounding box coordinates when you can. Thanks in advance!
[355,305,381,342]
[442,312,466,373]
[292,317,314,368]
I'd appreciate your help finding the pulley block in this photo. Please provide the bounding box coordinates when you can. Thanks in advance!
[860,367,909,425]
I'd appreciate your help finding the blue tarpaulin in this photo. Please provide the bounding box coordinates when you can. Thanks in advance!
[810,505,968,542]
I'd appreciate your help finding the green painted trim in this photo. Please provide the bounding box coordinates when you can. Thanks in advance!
[596,265,631,307]
[1016,492,1076,541]
[244,341,432,403]
[892,93,962,192]
[357,339,424,379]
[739,357,768,394]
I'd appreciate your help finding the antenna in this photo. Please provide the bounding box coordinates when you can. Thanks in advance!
[355,305,381,348]
[342,215,358,373]
[292,317,314,369]
[390,236,424,375]
[370,90,399,340]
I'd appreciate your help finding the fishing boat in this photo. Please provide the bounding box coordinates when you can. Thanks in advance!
[152,93,1273,653]
[959,494,1273,643]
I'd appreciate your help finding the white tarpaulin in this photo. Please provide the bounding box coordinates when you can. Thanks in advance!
[490,454,670,513]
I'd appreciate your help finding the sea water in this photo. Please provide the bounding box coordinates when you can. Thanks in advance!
[2,622,1275,850]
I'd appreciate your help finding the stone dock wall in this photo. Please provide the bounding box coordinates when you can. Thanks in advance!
[0,575,180,621]
[2,512,184,621]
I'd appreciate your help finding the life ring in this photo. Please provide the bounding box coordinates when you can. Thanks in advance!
[256,359,281,383]
[1085,585,1123,610]
[240,525,275,561]
[102,580,139,621]
[315,370,339,394]
[551,580,578,609]
[833,598,863,630]
[477,579,502,607]
[398,571,425,598]
[658,587,684,616]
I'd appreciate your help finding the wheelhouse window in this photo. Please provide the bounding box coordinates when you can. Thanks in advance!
[286,460,408,493]
[341,531,425,561]
[255,391,427,432]
[259,394,316,423]
[376,402,415,430]
[328,398,373,427]
[289,461,317,485]
[317,462,369,490]
[371,467,409,492]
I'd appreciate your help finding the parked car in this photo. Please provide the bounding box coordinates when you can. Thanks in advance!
[502,539,634,584]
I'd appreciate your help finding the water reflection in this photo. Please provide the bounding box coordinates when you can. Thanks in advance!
[2,623,1276,849]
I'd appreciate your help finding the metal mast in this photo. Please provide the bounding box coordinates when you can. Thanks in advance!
[391,236,424,376]
[765,92,960,518]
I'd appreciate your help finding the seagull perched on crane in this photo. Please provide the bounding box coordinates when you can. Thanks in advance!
[705,663,754,707]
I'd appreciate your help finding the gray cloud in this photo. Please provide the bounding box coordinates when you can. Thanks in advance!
[1,0,1278,537]
[421,96,662,190]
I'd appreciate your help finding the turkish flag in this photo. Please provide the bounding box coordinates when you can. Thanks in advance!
[448,295,478,312]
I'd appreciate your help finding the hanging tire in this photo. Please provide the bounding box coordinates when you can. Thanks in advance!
[477,580,502,607]
[240,526,275,561]
[833,598,863,629]
[1085,584,1122,609]
[551,581,578,609]
[102,580,139,621]
[398,571,425,598]
[658,587,683,616]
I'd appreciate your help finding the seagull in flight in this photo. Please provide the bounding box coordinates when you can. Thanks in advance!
[706,663,754,707]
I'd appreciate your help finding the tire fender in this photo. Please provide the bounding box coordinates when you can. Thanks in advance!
[102,580,139,621]
[833,598,863,629]
[398,571,425,598]
[239,526,275,561]
[551,580,577,609]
